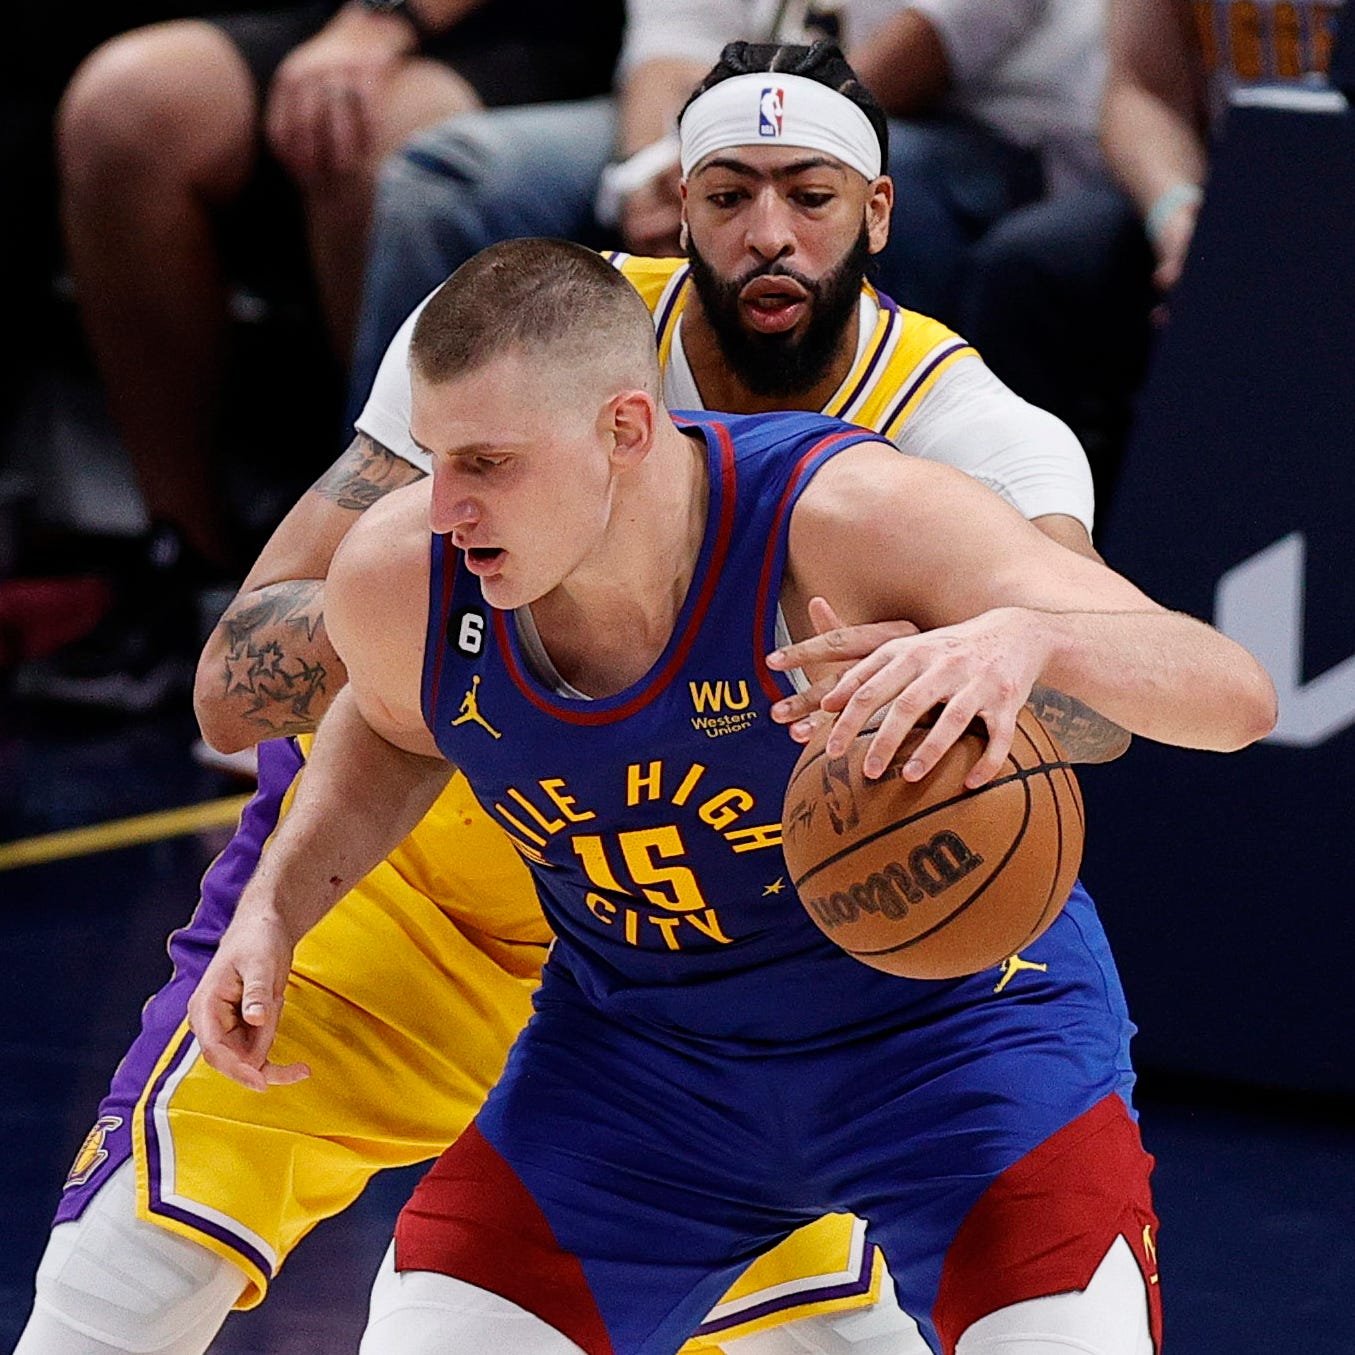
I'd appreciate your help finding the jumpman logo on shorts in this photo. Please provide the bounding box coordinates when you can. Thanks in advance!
[1143,1224,1160,1285]
[993,952,1048,993]
[451,675,502,739]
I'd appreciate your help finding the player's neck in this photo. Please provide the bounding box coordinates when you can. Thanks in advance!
[527,424,709,698]
[681,297,860,415]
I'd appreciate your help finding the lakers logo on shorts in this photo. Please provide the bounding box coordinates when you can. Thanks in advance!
[64,1115,122,1189]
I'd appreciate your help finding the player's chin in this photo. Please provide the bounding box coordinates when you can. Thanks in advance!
[477,568,542,613]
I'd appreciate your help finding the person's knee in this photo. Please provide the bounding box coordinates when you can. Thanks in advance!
[58,21,254,196]
[955,1236,1156,1355]
[360,1244,588,1355]
[885,120,953,184]
[21,1164,245,1354]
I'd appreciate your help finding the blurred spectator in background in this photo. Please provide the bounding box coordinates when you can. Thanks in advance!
[1100,0,1212,301]
[348,0,823,408]
[844,0,1154,507]
[847,0,1110,318]
[1100,0,1347,299]
[25,0,621,712]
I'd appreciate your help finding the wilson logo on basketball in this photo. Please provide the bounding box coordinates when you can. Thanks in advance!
[803,831,984,931]
[688,680,757,738]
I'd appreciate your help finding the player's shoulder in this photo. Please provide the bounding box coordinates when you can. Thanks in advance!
[603,251,687,313]
[330,478,432,594]
[326,479,432,693]
[676,407,859,466]
[683,407,855,444]
[793,432,965,534]
[876,298,977,390]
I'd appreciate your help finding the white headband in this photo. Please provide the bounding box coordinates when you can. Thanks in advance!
[679,72,882,182]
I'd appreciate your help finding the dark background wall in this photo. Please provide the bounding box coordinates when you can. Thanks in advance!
[1086,97,1355,1098]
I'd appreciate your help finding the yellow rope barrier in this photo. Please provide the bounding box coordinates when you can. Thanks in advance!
[0,796,253,872]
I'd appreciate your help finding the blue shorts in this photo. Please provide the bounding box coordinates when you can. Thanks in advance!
[394,889,1163,1354]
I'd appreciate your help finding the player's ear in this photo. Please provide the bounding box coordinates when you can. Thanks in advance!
[606,388,658,468]
[866,176,893,255]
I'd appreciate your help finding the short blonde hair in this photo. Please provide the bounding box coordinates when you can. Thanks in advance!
[410,238,660,398]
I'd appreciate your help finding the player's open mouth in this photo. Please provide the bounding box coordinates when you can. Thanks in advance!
[464,547,505,574]
[740,276,810,334]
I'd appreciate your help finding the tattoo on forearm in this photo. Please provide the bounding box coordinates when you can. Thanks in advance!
[311,433,425,511]
[1026,686,1132,763]
[218,580,338,737]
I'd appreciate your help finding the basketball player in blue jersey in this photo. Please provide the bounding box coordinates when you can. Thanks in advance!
[187,236,1275,1355]
[15,45,1140,1355]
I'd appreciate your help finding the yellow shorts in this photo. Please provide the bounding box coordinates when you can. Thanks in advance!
[116,747,878,1346]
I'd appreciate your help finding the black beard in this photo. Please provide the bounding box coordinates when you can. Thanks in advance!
[686,226,872,399]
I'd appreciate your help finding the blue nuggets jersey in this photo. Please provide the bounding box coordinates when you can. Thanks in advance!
[420,410,1119,1048]
[423,410,913,1043]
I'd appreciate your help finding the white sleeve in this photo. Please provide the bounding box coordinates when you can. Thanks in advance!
[894,356,1095,534]
[618,0,748,75]
[352,295,434,474]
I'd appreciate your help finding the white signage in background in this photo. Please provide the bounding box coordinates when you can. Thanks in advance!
[1215,531,1355,747]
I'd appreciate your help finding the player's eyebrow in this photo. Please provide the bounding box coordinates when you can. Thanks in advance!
[693,155,848,181]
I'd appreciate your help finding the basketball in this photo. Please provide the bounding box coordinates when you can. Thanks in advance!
[781,707,1083,980]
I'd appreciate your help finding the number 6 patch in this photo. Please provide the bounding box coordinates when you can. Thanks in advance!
[450,606,486,656]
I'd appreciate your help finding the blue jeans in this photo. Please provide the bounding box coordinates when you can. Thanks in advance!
[874,115,1044,319]
[349,97,618,421]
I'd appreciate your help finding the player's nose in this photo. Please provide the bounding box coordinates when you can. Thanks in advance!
[745,190,795,260]
[429,472,481,535]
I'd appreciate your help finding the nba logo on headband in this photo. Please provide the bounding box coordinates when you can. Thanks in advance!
[758,86,784,137]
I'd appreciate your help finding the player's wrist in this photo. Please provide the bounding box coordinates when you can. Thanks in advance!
[1144,181,1203,249]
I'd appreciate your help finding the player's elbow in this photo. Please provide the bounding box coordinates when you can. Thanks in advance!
[1217,661,1279,751]
[1242,665,1280,745]
[193,635,248,754]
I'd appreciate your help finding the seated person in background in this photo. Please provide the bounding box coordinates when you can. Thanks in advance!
[846,0,1153,507]
[1106,0,1347,303]
[846,0,1112,320]
[346,0,813,406]
[29,0,621,713]
[13,42,1130,1355]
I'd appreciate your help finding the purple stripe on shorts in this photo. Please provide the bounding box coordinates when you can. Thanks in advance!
[141,1030,275,1280]
[691,1256,877,1338]
[53,739,304,1225]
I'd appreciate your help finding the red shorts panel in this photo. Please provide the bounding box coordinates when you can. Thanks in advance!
[395,1122,616,1355]
[933,1093,1163,1352]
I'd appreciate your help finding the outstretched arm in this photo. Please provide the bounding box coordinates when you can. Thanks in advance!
[775,443,1276,783]
[195,433,426,753]
[188,484,450,1089]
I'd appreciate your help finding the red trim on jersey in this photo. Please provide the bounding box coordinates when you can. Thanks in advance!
[492,422,738,725]
[932,1094,1163,1353]
[753,429,876,703]
[428,537,460,729]
[395,1123,615,1355]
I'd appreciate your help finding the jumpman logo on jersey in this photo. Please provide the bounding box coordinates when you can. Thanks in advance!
[993,952,1048,993]
[450,674,502,739]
